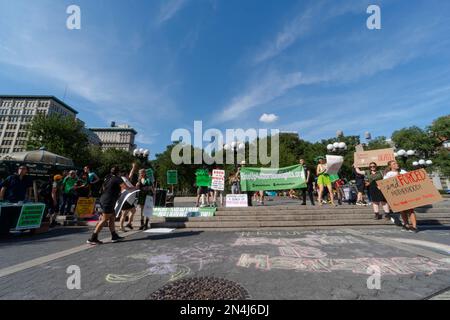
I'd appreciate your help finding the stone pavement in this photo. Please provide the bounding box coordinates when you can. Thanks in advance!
[1,223,450,300]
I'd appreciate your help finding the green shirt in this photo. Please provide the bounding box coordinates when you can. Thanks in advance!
[63,177,77,194]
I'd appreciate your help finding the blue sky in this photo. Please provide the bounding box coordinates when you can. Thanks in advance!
[0,0,449,158]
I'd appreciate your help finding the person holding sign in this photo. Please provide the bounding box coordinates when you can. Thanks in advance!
[383,160,418,233]
[316,157,336,206]
[354,162,390,220]
[299,159,315,206]
[195,168,211,207]
[136,169,154,230]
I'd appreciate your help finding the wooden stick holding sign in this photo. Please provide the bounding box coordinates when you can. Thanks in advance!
[377,169,443,212]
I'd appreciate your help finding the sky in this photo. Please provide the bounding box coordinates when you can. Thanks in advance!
[0,0,449,158]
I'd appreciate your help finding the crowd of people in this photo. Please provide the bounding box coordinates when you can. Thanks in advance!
[196,157,419,233]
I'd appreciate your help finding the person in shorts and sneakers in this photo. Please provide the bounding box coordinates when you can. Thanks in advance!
[87,166,125,245]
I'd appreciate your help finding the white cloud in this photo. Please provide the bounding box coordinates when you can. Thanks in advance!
[157,0,189,25]
[259,113,279,123]
[217,71,303,123]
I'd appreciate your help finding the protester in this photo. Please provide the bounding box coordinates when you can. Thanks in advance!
[229,172,240,194]
[352,166,368,206]
[84,166,101,197]
[39,177,55,225]
[0,165,33,203]
[331,175,345,205]
[316,157,336,206]
[383,160,418,232]
[60,170,78,215]
[136,168,154,231]
[354,163,391,220]
[50,174,63,227]
[74,172,90,198]
[195,168,211,207]
[239,161,253,206]
[87,166,125,245]
[299,159,315,206]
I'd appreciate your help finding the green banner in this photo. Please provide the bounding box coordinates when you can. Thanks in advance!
[196,169,211,187]
[329,174,340,183]
[167,170,178,185]
[240,165,306,192]
[15,203,46,230]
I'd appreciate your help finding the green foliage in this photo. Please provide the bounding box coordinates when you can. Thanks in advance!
[26,114,89,166]
[95,149,136,178]
[391,126,435,158]
[429,115,450,145]
[367,136,391,150]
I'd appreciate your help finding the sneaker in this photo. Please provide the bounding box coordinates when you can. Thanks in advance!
[126,224,133,230]
[301,203,307,206]
[111,233,124,243]
[87,238,103,245]
[356,201,363,206]
[409,227,419,233]
[401,225,410,232]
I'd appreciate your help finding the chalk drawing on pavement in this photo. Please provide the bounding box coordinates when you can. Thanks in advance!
[388,238,450,255]
[232,235,367,247]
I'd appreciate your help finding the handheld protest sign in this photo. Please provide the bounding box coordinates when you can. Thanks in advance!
[75,197,96,218]
[377,169,443,212]
[167,170,178,185]
[354,148,395,168]
[211,169,225,191]
[196,169,211,187]
[325,155,343,175]
[115,190,140,217]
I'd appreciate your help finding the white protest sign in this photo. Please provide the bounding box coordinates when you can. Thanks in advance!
[226,194,248,208]
[143,195,154,218]
[211,169,225,191]
[325,155,344,175]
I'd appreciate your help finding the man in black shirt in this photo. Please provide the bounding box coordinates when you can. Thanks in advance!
[0,165,33,203]
[299,159,315,206]
[87,166,125,245]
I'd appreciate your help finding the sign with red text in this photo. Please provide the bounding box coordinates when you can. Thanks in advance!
[226,194,248,208]
[354,148,395,168]
[377,169,443,212]
[211,169,225,191]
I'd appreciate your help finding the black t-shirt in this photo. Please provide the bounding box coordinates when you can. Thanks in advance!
[353,168,365,182]
[1,174,33,202]
[100,175,124,205]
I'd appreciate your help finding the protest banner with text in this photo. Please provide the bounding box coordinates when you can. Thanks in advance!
[240,165,306,192]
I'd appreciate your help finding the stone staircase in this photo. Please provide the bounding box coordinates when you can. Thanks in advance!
[151,200,450,230]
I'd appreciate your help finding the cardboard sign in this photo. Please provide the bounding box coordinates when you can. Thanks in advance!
[115,189,139,217]
[75,197,96,218]
[354,148,395,168]
[167,170,178,185]
[355,144,364,153]
[15,203,46,230]
[325,155,344,175]
[377,169,443,212]
[211,169,225,191]
[226,194,248,208]
[143,195,154,218]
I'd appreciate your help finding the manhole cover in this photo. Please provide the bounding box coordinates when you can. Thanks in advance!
[148,277,250,300]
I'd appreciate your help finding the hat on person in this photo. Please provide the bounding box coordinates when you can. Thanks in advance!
[314,156,325,163]
[240,160,247,165]
[54,174,63,182]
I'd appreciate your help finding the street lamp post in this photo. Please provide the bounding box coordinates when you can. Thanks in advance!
[394,149,415,167]
[133,148,150,166]
[412,159,433,169]
[224,141,245,171]
[327,142,347,154]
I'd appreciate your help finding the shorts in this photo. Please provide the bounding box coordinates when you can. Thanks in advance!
[121,201,135,211]
[100,203,115,214]
[356,180,365,193]
[317,174,331,186]
[197,186,209,195]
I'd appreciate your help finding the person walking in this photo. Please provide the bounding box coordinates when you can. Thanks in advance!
[299,159,315,206]
[383,160,418,232]
[60,170,78,215]
[354,163,391,220]
[316,157,336,206]
[87,166,125,245]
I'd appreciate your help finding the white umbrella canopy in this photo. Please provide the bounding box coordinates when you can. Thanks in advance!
[0,149,74,167]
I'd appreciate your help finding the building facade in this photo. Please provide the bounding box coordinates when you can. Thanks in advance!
[90,123,137,152]
[0,96,78,155]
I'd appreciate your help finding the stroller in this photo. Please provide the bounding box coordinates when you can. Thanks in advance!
[343,181,358,205]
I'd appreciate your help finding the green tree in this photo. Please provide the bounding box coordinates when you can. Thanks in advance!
[96,149,136,178]
[26,114,89,166]
[429,115,450,146]
[367,136,392,150]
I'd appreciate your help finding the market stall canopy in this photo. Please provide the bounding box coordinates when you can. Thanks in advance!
[0,148,75,178]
